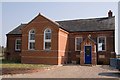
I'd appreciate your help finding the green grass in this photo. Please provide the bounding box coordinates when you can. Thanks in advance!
[1,59,51,69]
[2,64,50,69]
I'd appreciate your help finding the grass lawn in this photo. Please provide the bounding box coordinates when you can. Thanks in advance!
[1,59,52,75]
[1,59,50,69]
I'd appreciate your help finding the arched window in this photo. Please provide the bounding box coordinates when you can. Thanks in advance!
[44,28,51,50]
[28,29,35,50]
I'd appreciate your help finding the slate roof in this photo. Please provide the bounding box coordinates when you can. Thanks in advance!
[7,24,27,34]
[7,16,115,35]
[57,16,115,32]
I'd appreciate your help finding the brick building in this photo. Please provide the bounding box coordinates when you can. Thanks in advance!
[5,10,116,65]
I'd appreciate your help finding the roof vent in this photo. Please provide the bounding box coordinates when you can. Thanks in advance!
[108,10,113,17]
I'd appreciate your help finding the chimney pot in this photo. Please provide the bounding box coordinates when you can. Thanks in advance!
[108,10,113,17]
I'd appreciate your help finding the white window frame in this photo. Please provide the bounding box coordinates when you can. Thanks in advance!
[15,39,21,51]
[44,28,51,50]
[75,37,83,51]
[28,29,35,50]
[97,36,106,51]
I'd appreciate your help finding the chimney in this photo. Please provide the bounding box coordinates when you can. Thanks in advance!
[108,10,113,17]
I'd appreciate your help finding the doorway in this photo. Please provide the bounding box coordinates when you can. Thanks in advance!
[84,46,92,64]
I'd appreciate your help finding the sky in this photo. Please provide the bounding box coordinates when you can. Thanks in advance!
[1,2,119,53]
[0,2,2,48]
[1,0,119,2]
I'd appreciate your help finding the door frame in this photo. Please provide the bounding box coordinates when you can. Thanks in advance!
[84,45,92,64]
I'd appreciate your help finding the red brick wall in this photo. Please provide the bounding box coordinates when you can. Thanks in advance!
[21,14,60,65]
[5,35,21,61]
[68,31,115,64]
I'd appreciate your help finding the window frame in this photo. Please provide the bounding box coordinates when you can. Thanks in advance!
[44,28,52,51]
[28,29,35,50]
[15,39,21,51]
[75,37,83,51]
[97,36,106,51]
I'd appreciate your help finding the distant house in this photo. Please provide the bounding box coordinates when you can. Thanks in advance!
[5,10,116,65]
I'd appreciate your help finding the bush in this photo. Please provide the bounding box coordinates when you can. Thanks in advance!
[2,59,21,64]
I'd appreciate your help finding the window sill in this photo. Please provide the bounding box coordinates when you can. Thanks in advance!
[98,50,106,52]
[28,49,36,51]
[75,50,81,52]
[44,49,51,52]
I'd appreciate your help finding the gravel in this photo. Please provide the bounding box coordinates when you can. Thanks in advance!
[2,65,120,78]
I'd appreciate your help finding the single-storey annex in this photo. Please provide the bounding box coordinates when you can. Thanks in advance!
[5,10,116,65]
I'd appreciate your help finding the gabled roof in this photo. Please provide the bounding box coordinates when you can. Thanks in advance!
[81,36,97,45]
[7,14,115,35]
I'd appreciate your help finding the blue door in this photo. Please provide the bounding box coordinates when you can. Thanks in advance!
[85,46,92,64]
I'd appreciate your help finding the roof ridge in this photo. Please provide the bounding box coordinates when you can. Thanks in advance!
[56,16,115,22]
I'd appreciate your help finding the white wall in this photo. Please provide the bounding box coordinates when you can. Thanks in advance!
[117,2,120,55]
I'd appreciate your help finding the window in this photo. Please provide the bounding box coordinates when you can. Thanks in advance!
[15,39,21,51]
[98,36,106,51]
[75,37,83,51]
[44,28,51,50]
[28,29,35,50]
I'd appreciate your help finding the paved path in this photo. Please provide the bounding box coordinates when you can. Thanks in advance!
[2,65,120,78]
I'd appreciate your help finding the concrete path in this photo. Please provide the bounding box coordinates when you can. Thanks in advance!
[2,65,120,78]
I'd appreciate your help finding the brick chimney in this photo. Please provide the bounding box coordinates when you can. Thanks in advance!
[108,10,113,17]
